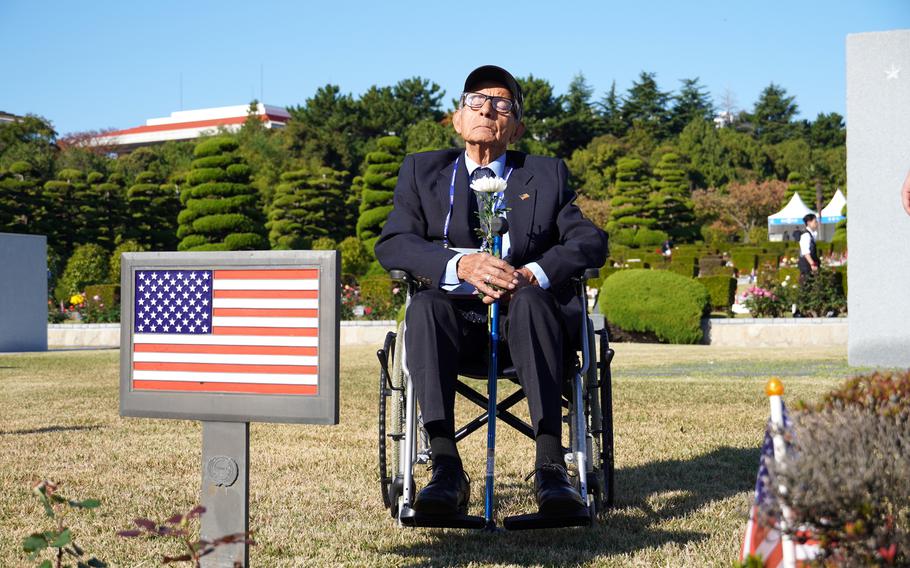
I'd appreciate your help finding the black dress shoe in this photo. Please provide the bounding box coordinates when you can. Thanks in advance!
[413,465,470,516]
[534,462,586,515]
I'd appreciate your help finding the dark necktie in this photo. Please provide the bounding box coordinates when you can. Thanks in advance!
[471,167,495,182]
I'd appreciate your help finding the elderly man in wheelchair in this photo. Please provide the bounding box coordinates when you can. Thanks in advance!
[375,65,611,530]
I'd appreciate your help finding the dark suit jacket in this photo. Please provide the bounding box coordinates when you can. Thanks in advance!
[375,149,608,332]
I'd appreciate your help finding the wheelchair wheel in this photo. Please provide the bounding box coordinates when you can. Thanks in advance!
[378,323,407,517]
[595,328,616,510]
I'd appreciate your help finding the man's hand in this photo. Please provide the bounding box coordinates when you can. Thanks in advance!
[902,169,910,216]
[457,252,518,304]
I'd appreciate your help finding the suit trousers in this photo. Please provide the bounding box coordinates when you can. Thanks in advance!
[404,286,567,440]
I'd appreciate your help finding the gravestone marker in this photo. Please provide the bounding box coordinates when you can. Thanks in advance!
[0,232,47,352]
[847,30,910,366]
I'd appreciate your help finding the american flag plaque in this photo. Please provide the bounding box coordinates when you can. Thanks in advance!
[119,251,339,424]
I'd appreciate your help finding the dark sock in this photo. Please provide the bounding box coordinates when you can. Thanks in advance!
[425,420,462,470]
[535,433,565,469]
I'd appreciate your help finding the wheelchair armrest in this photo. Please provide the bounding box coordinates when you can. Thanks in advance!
[388,269,412,283]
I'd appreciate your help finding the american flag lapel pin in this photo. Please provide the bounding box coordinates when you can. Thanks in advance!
[519,193,530,201]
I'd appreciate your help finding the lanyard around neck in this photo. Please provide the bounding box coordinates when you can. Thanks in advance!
[442,157,513,248]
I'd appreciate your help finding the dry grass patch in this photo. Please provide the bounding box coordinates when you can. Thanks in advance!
[0,343,851,566]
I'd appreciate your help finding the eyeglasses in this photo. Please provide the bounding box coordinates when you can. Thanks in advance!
[461,92,516,115]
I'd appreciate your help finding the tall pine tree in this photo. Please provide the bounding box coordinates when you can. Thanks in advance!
[177,137,267,251]
[87,171,127,251]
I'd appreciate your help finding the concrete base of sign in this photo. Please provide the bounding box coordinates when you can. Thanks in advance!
[0,233,47,352]
[846,30,910,367]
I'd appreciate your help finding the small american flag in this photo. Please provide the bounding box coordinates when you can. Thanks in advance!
[130,268,319,395]
[741,403,819,567]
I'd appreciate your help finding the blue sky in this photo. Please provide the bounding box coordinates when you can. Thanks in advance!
[2,0,908,136]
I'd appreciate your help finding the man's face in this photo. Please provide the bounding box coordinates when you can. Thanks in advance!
[453,81,525,150]
[808,218,819,231]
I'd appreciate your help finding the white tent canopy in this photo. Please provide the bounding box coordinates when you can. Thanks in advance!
[820,189,847,223]
[768,192,816,225]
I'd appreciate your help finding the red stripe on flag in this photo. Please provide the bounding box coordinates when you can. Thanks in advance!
[213,326,318,336]
[135,344,317,356]
[213,289,319,299]
[214,269,318,279]
[134,362,318,374]
[133,380,318,395]
[213,308,318,317]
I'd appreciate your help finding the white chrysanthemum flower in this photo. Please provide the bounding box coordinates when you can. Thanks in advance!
[470,176,508,193]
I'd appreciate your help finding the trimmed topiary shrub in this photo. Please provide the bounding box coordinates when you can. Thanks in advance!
[267,166,348,249]
[339,236,371,277]
[55,243,110,302]
[357,136,404,253]
[177,136,266,251]
[599,269,710,344]
[83,284,120,309]
[126,170,180,251]
[730,250,758,273]
[108,240,147,283]
[697,275,736,313]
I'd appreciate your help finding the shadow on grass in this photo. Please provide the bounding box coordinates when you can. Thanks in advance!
[385,446,758,565]
[0,425,102,436]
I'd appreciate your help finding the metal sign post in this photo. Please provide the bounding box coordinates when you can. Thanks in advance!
[119,251,339,567]
[200,421,250,567]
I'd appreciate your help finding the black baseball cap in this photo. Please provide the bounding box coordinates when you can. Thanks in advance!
[463,65,523,120]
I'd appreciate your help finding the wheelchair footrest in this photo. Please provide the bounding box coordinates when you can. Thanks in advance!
[502,508,592,530]
[398,507,487,529]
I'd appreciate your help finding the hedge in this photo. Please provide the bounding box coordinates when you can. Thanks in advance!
[668,259,696,278]
[84,284,120,309]
[697,276,736,313]
[730,251,757,272]
[55,244,110,302]
[599,269,710,344]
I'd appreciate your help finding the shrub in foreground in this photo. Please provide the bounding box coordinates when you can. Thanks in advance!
[768,408,909,565]
[697,275,736,313]
[599,269,709,343]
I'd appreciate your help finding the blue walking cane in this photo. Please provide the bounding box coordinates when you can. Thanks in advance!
[484,216,509,530]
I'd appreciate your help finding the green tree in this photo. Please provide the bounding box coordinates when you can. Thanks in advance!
[550,73,601,157]
[0,161,42,232]
[0,114,57,177]
[285,84,363,173]
[404,119,455,154]
[785,171,814,207]
[514,74,563,156]
[42,168,87,259]
[677,118,732,189]
[236,100,291,204]
[808,112,845,149]
[597,81,626,137]
[621,71,672,140]
[86,171,127,251]
[267,166,348,249]
[359,77,445,138]
[748,83,799,144]
[650,152,698,241]
[567,135,625,199]
[607,157,654,244]
[669,78,714,136]
[356,136,404,253]
[126,169,180,250]
[177,136,267,251]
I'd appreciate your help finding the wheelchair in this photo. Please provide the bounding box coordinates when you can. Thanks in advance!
[377,267,615,530]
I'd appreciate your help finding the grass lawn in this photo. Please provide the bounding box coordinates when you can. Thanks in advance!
[0,342,857,566]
